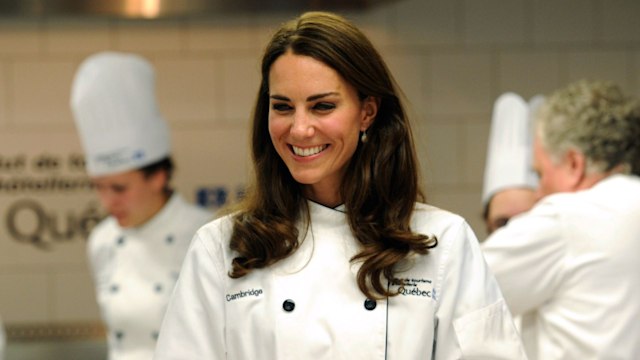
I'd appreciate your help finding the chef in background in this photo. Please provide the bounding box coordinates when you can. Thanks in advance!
[70,51,212,360]
[482,92,543,235]
[482,80,640,359]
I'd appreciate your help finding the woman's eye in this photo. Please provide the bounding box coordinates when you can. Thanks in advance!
[272,103,292,112]
[314,102,335,111]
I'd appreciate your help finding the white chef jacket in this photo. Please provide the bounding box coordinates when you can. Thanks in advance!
[154,201,526,359]
[88,193,212,360]
[482,174,640,359]
[0,316,5,360]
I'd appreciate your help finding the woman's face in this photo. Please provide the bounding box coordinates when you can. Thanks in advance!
[268,51,377,207]
[92,169,166,228]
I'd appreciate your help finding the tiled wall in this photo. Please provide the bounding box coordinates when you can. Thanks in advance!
[0,0,639,330]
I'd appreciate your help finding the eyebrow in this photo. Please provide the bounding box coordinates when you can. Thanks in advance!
[270,92,339,102]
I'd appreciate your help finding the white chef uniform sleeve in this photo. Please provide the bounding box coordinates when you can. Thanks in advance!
[86,231,115,300]
[481,207,565,316]
[154,231,226,359]
[0,316,5,360]
[434,221,527,359]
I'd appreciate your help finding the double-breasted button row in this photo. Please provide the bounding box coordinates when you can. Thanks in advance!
[281,298,377,312]
[113,330,160,341]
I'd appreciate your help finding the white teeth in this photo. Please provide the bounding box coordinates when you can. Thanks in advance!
[292,145,327,157]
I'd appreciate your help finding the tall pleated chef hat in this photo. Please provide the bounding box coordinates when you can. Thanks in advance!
[70,51,170,177]
[481,92,544,207]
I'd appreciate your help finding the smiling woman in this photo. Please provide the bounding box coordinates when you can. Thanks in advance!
[154,11,526,359]
[267,51,377,207]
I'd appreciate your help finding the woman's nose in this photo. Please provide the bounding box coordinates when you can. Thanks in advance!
[290,111,315,139]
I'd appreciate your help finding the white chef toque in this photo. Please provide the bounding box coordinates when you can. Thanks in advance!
[70,51,170,177]
[481,92,544,207]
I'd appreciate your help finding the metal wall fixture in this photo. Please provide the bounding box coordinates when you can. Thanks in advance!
[0,0,399,19]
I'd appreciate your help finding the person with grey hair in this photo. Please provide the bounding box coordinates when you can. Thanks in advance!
[481,79,640,359]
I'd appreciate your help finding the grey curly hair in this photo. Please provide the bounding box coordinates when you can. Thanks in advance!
[536,80,640,175]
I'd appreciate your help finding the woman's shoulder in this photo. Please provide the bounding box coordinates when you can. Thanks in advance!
[410,202,479,262]
[189,213,237,261]
[411,202,467,234]
[195,213,235,242]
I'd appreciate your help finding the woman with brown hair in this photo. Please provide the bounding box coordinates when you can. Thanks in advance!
[154,11,524,359]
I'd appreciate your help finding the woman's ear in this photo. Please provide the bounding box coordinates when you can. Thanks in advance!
[361,96,379,131]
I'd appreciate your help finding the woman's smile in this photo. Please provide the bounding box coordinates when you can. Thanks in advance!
[291,144,329,157]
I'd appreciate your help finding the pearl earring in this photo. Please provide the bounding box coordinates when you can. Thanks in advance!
[360,131,368,143]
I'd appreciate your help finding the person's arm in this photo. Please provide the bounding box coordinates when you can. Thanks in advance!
[154,230,227,360]
[85,228,114,301]
[481,206,566,316]
[434,221,527,359]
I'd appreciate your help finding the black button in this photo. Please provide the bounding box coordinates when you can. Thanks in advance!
[364,298,377,310]
[116,236,125,246]
[115,330,124,340]
[282,299,295,312]
[166,235,174,244]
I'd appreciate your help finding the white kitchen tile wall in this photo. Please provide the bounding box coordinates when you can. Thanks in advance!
[394,0,458,46]
[12,59,77,127]
[0,22,41,55]
[113,20,183,53]
[497,51,562,97]
[565,50,633,92]
[601,0,640,43]
[428,52,493,116]
[220,55,261,123]
[43,20,111,55]
[154,57,221,124]
[463,0,527,45]
[532,0,596,44]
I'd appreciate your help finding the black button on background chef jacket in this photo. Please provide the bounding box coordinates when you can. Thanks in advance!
[282,299,295,312]
[154,283,163,293]
[364,298,377,310]
[165,235,174,244]
[116,236,125,246]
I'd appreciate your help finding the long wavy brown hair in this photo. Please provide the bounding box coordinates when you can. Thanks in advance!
[228,11,437,299]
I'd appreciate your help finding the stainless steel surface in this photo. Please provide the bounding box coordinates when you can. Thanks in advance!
[0,0,400,19]
[6,322,105,342]
[4,322,107,360]
[6,339,107,360]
